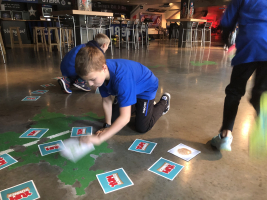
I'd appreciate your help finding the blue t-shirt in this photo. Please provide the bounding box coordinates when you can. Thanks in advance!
[99,59,159,107]
[60,41,104,77]
[221,0,267,66]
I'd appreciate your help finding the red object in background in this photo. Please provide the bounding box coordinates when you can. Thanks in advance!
[228,44,236,53]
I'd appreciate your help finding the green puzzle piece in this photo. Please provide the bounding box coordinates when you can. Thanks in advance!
[0,108,113,196]
[190,61,217,66]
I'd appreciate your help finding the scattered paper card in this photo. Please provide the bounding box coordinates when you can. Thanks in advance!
[0,180,40,200]
[128,139,157,154]
[31,90,49,94]
[148,157,184,181]
[0,154,18,170]
[38,140,65,156]
[52,77,62,80]
[71,127,92,137]
[21,96,40,101]
[20,128,49,139]
[40,83,55,88]
[60,138,95,163]
[96,168,134,194]
[168,143,201,162]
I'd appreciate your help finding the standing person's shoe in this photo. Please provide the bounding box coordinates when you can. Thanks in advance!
[58,77,72,94]
[161,93,171,115]
[211,134,233,151]
[73,78,91,92]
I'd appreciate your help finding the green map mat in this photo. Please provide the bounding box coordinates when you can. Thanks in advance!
[0,108,113,195]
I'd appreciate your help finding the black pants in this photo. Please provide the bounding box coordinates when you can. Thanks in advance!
[112,98,167,133]
[221,61,267,132]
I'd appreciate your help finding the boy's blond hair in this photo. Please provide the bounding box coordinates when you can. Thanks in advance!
[75,46,106,77]
[94,33,110,46]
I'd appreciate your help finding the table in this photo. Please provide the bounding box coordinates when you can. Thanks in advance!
[166,18,207,47]
[52,10,113,45]
[51,10,113,17]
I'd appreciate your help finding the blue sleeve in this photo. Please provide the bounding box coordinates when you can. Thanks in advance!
[221,0,243,30]
[99,85,110,98]
[116,76,136,107]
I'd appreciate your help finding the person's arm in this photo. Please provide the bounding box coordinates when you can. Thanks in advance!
[81,106,131,145]
[102,96,113,125]
[221,0,243,44]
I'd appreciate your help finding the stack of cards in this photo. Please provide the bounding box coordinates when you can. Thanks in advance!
[168,143,201,162]
[60,138,95,163]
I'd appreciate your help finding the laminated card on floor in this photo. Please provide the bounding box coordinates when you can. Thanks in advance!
[20,128,49,139]
[128,139,157,154]
[0,154,18,170]
[148,157,184,181]
[0,180,40,200]
[168,143,201,162]
[38,140,65,156]
[31,90,49,94]
[21,96,41,101]
[71,127,92,137]
[96,168,134,194]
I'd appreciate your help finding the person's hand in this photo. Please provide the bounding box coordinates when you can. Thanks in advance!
[95,128,109,136]
[79,135,102,146]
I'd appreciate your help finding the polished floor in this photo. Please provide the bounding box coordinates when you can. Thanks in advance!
[0,41,266,200]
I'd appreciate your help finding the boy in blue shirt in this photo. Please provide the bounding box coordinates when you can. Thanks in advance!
[75,46,171,145]
[58,33,110,94]
[211,0,267,151]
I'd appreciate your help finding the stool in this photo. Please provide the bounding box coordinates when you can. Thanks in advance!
[9,27,23,49]
[182,22,199,48]
[61,28,74,49]
[201,22,212,48]
[33,27,47,52]
[47,27,60,52]
[0,27,6,63]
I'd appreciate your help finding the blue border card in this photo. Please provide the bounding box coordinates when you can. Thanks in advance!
[31,90,49,94]
[148,157,184,181]
[0,154,18,170]
[0,180,40,200]
[96,168,134,194]
[168,143,201,162]
[19,128,49,139]
[128,139,157,154]
[38,140,65,156]
[21,96,40,101]
[71,127,92,137]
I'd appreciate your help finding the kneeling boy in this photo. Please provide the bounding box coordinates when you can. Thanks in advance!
[75,46,171,145]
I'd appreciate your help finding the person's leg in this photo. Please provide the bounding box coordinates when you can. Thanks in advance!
[212,62,257,151]
[250,61,267,115]
[135,93,170,133]
[220,62,257,134]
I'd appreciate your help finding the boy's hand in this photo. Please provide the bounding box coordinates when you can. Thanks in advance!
[95,128,109,136]
[80,135,102,146]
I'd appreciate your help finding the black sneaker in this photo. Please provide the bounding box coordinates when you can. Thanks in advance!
[73,78,91,92]
[161,93,171,115]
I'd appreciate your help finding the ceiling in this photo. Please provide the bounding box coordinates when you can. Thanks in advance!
[92,0,181,6]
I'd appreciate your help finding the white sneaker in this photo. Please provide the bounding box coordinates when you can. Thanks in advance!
[211,134,233,151]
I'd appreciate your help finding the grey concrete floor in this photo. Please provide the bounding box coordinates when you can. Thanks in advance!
[0,41,266,200]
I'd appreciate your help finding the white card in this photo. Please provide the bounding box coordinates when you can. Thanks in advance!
[60,138,95,163]
[168,143,201,162]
